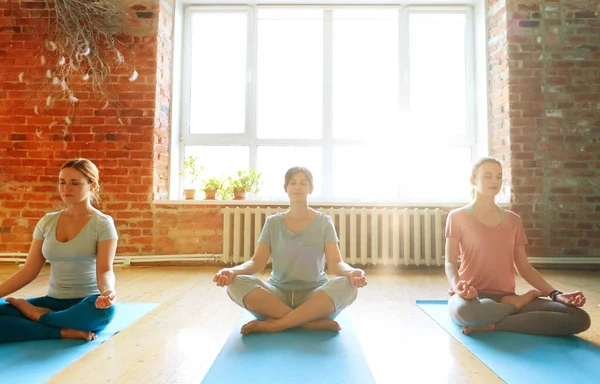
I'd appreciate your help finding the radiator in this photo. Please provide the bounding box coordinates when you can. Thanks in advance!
[221,207,445,266]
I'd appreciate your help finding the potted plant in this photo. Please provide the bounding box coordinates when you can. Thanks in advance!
[182,156,203,200]
[228,169,262,200]
[202,177,224,200]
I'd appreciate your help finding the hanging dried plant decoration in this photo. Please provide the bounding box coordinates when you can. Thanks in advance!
[20,0,138,129]
[46,0,134,94]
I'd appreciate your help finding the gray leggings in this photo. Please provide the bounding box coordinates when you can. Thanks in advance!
[227,275,357,320]
[448,293,591,336]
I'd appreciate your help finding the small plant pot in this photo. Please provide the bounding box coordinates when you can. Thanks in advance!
[184,189,196,200]
[233,189,246,200]
[204,189,217,200]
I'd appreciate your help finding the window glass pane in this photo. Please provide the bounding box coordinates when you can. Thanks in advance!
[184,146,249,188]
[256,146,322,198]
[333,145,401,200]
[332,10,399,140]
[333,144,472,202]
[257,10,323,139]
[189,12,247,134]
[398,145,472,202]
[409,13,467,136]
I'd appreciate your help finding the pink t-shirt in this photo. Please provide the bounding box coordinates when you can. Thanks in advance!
[445,206,528,295]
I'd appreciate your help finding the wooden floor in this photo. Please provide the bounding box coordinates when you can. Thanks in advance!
[1,264,599,384]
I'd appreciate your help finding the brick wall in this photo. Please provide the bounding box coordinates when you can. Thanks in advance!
[0,0,220,255]
[488,0,600,259]
[1,0,598,261]
[154,0,172,200]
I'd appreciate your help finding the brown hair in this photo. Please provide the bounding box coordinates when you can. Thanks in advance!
[60,158,101,204]
[470,157,502,199]
[284,166,314,193]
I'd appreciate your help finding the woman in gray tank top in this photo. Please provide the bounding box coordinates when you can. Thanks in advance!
[214,166,368,334]
[0,159,118,343]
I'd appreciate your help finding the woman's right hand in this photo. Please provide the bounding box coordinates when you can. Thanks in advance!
[556,291,586,307]
[213,268,236,287]
[454,281,477,300]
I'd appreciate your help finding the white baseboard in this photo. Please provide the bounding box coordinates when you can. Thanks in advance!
[0,253,223,266]
[1,254,599,266]
[528,257,600,265]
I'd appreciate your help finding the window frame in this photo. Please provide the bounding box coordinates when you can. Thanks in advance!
[171,2,487,203]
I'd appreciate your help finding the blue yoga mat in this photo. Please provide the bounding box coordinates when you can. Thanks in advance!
[202,312,375,384]
[417,300,600,384]
[0,302,158,384]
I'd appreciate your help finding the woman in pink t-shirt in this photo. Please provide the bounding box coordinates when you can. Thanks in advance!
[445,157,590,335]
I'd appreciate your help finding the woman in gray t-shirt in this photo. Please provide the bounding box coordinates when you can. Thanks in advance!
[0,159,118,343]
[214,166,368,334]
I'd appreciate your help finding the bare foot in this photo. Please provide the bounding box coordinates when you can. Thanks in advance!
[241,319,278,335]
[462,324,495,335]
[300,318,341,332]
[6,297,53,322]
[61,328,97,341]
[500,289,545,311]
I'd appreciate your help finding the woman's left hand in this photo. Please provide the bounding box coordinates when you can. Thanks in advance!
[349,269,367,288]
[95,290,116,309]
[555,291,586,307]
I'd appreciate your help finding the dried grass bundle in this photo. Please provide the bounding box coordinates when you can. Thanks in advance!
[45,0,129,99]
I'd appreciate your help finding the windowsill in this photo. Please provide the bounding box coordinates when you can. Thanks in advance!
[182,0,481,6]
[153,199,511,208]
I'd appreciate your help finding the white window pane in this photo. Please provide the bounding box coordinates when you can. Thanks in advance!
[256,146,322,198]
[189,12,247,134]
[333,145,400,200]
[398,145,472,202]
[334,144,471,202]
[332,10,399,140]
[257,10,323,139]
[184,146,249,187]
[409,13,467,136]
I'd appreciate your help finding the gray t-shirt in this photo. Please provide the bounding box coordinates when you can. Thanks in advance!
[259,211,339,291]
[33,210,118,299]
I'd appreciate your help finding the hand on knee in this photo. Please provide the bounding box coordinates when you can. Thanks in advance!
[84,296,116,328]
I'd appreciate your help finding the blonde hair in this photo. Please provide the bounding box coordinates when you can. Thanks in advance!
[470,157,502,199]
[60,158,101,204]
[284,166,314,193]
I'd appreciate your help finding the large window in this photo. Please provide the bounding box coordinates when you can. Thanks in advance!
[179,5,479,202]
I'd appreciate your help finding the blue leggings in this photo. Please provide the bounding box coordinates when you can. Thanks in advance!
[0,295,115,343]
